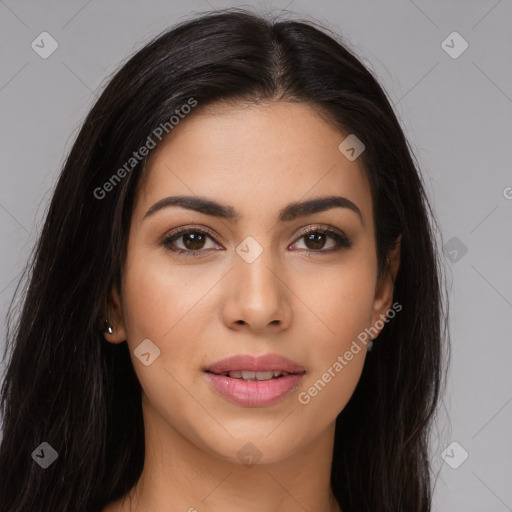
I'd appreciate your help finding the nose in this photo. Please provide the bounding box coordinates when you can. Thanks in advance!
[221,250,292,335]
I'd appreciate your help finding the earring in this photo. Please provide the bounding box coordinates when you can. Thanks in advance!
[103,319,114,335]
[367,337,374,352]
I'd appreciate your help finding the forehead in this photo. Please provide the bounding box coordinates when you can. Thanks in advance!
[134,101,373,227]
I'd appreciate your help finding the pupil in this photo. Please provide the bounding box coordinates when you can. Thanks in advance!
[184,232,205,250]
[306,233,325,250]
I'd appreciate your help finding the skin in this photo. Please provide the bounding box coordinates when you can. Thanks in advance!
[102,100,400,512]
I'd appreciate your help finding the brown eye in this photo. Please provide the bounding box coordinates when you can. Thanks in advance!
[180,232,207,250]
[304,232,328,250]
[291,226,352,255]
[162,228,221,257]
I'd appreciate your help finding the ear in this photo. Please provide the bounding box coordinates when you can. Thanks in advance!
[369,235,401,336]
[102,284,127,344]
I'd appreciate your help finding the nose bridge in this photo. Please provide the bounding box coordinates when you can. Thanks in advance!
[225,236,291,332]
[235,240,281,304]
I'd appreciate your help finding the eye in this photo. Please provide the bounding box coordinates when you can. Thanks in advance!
[161,227,222,257]
[161,225,352,258]
[290,226,352,255]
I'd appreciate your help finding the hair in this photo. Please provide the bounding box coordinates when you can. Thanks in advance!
[0,7,449,512]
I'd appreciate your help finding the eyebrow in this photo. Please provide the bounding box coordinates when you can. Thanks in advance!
[143,195,363,225]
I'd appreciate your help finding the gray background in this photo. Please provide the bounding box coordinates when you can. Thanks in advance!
[1,0,511,510]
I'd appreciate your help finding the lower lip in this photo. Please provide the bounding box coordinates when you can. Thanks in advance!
[204,372,304,407]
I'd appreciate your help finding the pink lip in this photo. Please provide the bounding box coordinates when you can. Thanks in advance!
[205,372,304,407]
[204,353,305,407]
[204,353,305,374]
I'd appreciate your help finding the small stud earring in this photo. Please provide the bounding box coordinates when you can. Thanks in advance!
[367,337,374,352]
[103,319,114,335]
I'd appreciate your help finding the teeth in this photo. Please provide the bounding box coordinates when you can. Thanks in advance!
[216,370,290,380]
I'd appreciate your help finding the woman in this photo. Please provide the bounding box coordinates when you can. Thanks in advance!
[0,8,449,512]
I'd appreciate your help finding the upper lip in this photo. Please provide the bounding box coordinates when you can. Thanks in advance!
[204,354,306,374]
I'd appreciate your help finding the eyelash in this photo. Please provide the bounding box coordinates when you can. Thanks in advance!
[161,225,352,258]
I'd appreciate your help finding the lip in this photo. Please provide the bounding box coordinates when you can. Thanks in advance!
[205,372,304,407]
[204,353,305,374]
[204,353,306,407]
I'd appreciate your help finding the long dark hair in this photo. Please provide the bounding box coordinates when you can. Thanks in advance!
[0,7,449,512]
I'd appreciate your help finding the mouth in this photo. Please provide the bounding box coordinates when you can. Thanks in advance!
[204,352,305,375]
[205,369,299,380]
[203,353,306,407]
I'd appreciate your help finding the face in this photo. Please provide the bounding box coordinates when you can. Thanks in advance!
[105,100,399,465]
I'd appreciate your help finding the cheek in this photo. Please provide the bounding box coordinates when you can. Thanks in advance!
[296,349,366,428]
[119,247,235,410]
[291,256,375,417]
[294,255,377,350]
[119,256,213,421]
[121,246,222,343]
